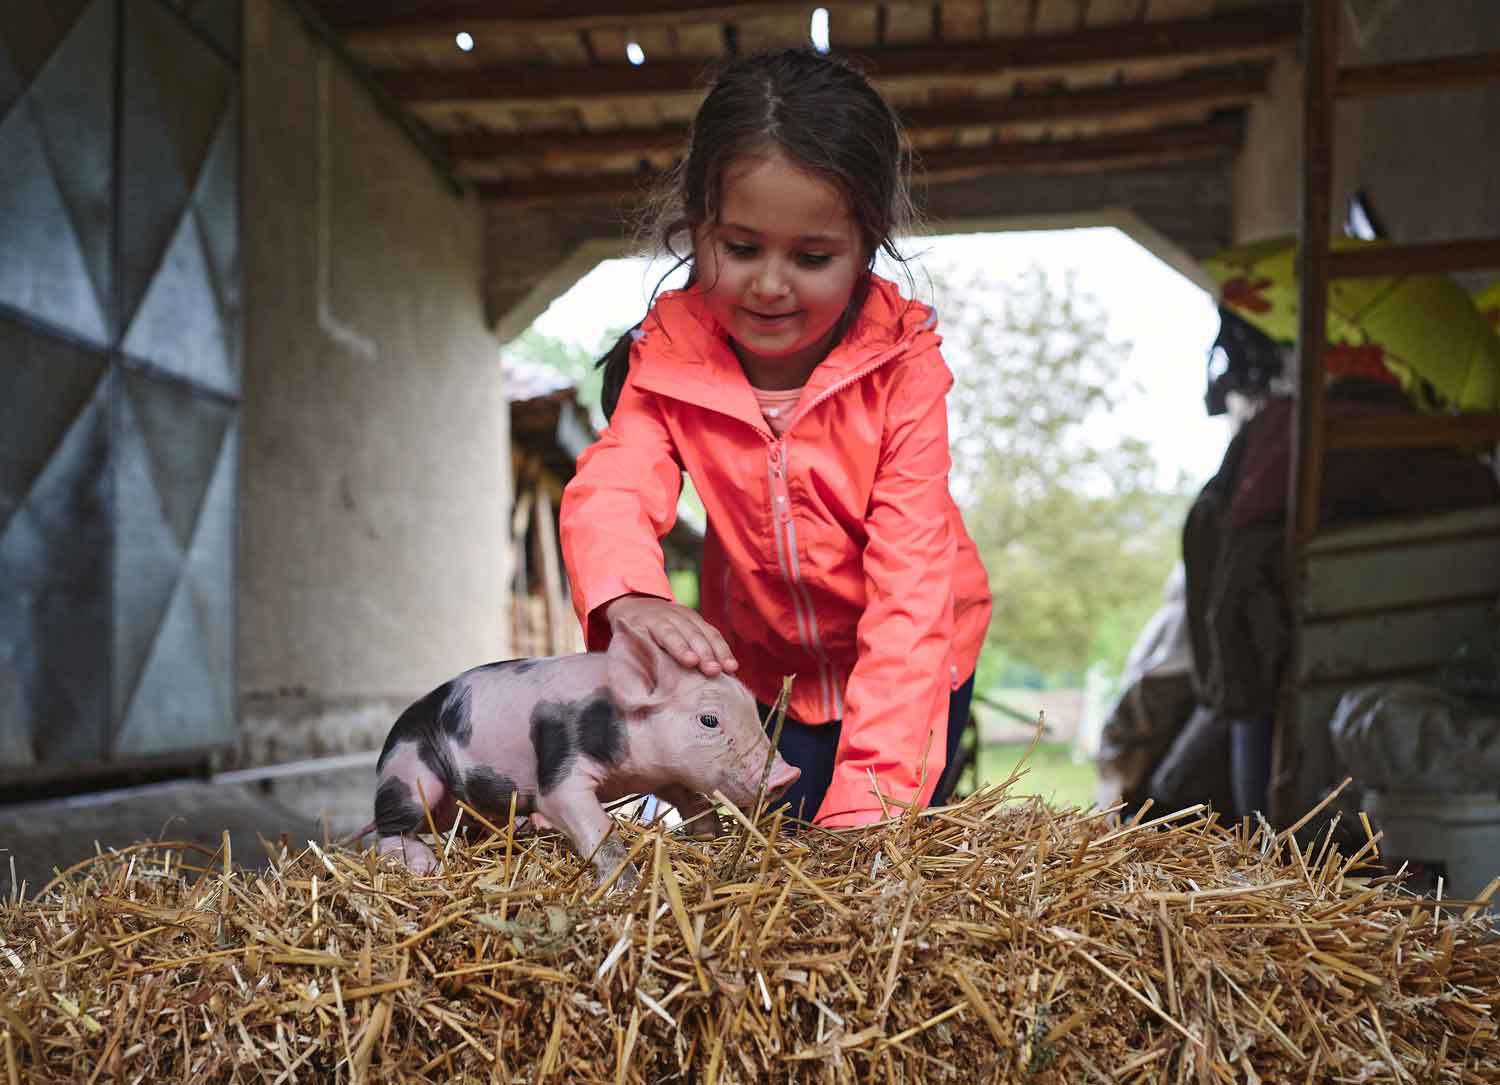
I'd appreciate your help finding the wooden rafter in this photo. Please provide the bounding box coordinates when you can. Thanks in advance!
[473,115,1245,207]
[1336,50,1500,99]
[441,62,1270,163]
[377,9,1300,105]
[316,1,883,39]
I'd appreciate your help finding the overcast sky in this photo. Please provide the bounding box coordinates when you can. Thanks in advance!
[531,226,1231,489]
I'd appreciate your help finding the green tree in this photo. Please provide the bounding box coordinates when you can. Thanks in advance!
[937,263,1192,682]
[506,327,612,430]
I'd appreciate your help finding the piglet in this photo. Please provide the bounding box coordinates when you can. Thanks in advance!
[366,620,800,886]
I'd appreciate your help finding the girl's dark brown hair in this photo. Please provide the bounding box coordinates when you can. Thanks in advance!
[598,47,916,418]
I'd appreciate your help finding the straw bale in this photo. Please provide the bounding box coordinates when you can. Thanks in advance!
[2,776,1497,1083]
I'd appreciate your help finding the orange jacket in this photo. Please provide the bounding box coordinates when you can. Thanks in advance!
[560,276,991,826]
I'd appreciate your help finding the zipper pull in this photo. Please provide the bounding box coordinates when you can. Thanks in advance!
[769,443,791,522]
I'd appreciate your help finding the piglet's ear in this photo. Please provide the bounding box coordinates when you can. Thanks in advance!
[606,619,684,709]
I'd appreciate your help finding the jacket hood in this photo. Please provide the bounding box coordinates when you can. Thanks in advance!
[629,274,941,411]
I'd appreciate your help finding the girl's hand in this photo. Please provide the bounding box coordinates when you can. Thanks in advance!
[603,594,739,678]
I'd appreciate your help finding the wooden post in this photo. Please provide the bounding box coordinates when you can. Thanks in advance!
[1274,0,1338,830]
[1290,0,1337,553]
[532,480,570,657]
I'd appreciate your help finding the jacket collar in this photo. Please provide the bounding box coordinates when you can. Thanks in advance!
[627,275,939,431]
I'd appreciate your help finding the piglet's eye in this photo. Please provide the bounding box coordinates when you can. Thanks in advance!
[699,714,720,729]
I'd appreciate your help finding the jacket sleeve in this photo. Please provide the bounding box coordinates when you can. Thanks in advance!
[560,369,684,650]
[815,348,960,827]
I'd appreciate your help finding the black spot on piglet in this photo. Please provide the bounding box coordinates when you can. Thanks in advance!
[377,678,472,769]
[576,694,625,767]
[531,701,575,795]
[530,690,627,795]
[374,776,423,835]
[462,767,532,817]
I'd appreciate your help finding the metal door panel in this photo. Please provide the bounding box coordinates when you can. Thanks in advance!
[0,2,96,118]
[119,0,235,364]
[0,0,242,780]
[113,374,236,756]
[0,315,111,770]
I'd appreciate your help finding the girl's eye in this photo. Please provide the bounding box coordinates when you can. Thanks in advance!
[798,253,832,268]
[698,714,720,729]
[724,242,757,259]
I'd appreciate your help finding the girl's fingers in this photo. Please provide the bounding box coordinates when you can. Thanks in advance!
[672,624,725,676]
[665,618,729,677]
[611,598,737,678]
[699,627,739,673]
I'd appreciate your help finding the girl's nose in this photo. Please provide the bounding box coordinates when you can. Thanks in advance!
[751,263,790,299]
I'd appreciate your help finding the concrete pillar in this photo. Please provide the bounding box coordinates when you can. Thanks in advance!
[238,0,509,767]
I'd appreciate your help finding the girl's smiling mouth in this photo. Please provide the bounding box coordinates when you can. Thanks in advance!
[742,308,801,324]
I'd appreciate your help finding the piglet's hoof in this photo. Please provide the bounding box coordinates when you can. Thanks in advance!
[609,862,642,894]
[677,811,725,841]
[378,834,439,875]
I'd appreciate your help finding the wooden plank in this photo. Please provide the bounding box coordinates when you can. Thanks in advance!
[836,4,880,49]
[1327,238,1500,278]
[1144,0,1211,17]
[1272,0,1337,834]
[323,1,878,37]
[440,62,1269,161]
[1323,411,1500,451]
[1085,0,1145,28]
[1304,504,1500,556]
[914,113,1242,177]
[531,482,572,657]
[1336,51,1500,99]
[984,0,1031,37]
[1297,602,1495,684]
[883,2,934,45]
[1303,537,1500,618]
[735,11,805,53]
[377,8,1300,102]
[939,0,984,41]
[1289,0,1337,549]
[532,31,591,64]
[671,21,726,59]
[1035,0,1085,36]
[473,114,1242,204]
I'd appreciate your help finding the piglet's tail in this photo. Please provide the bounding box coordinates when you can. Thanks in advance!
[596,324,640,422]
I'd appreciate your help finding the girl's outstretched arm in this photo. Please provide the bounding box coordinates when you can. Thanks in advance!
[818,349,961,828]
[561,373,735,677]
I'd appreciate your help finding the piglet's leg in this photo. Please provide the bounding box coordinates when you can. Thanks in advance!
[378,834,439,875]
[538,789,638,891]
[655,785,724,840]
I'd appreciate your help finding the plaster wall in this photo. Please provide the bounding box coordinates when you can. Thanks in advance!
[238,0,509,765]
[1235,0,1500,269]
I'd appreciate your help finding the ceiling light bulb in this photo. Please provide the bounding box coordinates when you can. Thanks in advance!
[810,9,830,53]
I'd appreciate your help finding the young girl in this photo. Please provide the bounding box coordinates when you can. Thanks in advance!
[559,49,991,828]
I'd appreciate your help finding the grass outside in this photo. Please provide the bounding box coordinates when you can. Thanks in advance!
[975,741,1097,811]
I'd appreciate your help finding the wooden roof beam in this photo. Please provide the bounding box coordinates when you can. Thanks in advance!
[380,8,1301,104]
[442,62,1270,162]
[475,115,1246,207]
[317,1,881,40]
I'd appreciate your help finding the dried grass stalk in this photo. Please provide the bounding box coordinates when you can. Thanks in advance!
[2,775,1497,1083]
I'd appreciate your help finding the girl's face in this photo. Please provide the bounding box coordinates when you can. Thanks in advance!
[693,151,865,390]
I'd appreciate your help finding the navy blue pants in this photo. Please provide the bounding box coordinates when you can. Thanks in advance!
[1231,716,1274,819]
[759,676,976,823]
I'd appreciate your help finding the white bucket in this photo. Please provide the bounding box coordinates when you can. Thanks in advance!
[1363,790,1500,905]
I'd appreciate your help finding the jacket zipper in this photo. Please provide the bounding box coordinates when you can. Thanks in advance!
[763,333,925,720]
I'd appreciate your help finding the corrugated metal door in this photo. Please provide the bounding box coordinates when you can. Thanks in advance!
[0,0,241,777]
